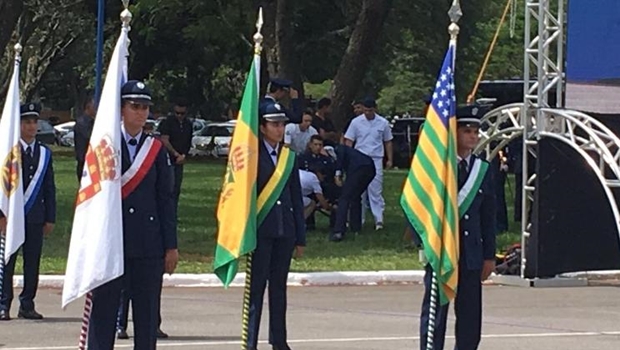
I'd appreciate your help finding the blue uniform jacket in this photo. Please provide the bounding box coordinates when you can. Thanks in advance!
[257,141,306,246]
[332,144,374,175]
[460,155,497,270]
[121,134,177,259]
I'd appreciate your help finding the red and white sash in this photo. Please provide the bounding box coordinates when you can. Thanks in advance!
[121,137,162,199]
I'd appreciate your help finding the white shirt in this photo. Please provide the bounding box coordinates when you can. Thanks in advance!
[122,125,142,162]
[284,124,318,154]
[299,170,322,197]
[263,140,278,165]
[20,139,36,153]
[344,114,393,158]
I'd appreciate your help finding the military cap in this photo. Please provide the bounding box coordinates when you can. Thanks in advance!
[260,101,288,122]
[121,80,153,105]
[456,105,482,128]
[269,78,292,91]
[20,102,41,120]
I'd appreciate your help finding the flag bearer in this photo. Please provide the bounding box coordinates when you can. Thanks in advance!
[87,81,178,350]
[246,101,306,350]
[419,109,497,350]
[0,103,56,321]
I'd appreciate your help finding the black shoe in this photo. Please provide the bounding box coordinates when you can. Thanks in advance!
[18,309,43,320]
[0,310,10,321]
[117,329,129,339]
[156,328,169,338]
[329,233,343,242]
[272,345,292,350]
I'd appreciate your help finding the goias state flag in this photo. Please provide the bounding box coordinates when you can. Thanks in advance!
[213,54,260,287]
[400,43,459,305]
[62,26,128,308]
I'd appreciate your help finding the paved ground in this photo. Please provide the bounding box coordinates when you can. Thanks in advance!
[1,283,620,349]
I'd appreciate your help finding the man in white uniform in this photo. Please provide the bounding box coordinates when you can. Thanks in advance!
[299,167,332,220]
[344,98,393,230]
[284,110,317,154]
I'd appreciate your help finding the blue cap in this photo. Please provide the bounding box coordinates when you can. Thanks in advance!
[20,102,41,119]
[362,98,377,108]
[260,101,288,122]
[121,80,153,105]
[269,78,292,90]
[456,105,482,127]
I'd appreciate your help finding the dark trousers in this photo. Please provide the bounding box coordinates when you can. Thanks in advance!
[173,164,184,215]
[420,264,482,350]
[333,165,375,234]
[246,236,296,349]
[88,258,164,350]
[116,287,163,331]
[0,223,44,312]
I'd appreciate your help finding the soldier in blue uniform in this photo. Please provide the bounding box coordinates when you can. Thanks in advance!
[87,81,178,350]
[0,103,56,321]
[419,111,496,350]
[322,134,375,242]
[246,101,306,350]
[260,78,302,124]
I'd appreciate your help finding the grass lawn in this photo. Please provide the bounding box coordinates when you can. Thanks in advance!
[14,146,521,274]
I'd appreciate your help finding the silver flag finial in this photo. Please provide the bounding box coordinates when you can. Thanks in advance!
[448,0,462,24]
[253,7,264,55]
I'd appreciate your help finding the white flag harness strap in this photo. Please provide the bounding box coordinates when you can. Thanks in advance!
[24,145,50,214]
[121,137,162,199]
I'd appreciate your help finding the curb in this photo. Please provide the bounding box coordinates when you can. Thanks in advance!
[11,270,620,289]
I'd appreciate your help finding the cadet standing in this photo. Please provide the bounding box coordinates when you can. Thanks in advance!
[0,103,56,321]
[344,98,393,230]
[87,81,178,350]
[74,95,97,180]
[419,111,496,350]
[246,101,306,350]
[260,79,302,124]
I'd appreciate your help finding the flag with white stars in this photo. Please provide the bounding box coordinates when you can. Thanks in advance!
[400,43,459,305]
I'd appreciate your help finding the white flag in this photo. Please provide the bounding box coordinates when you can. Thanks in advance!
[0,54,25,264]
[62,27,129,308]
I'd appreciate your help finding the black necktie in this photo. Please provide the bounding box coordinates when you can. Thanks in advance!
[26,146,32,158]
[128,138,138,146]
[458,159,469,189]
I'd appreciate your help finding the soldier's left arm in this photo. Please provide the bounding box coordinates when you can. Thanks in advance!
[289,160,306,247]
[480,167,497,260]
[156,146,177,251]
[44,151,56,224]
[287,98,302,124]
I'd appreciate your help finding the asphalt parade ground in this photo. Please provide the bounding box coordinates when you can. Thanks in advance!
[1,283,620,350]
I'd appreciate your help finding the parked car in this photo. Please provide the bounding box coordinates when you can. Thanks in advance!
[54,121,75,146]
[60,131,75,147]
[189,122,235,157]
[37,119,56,145]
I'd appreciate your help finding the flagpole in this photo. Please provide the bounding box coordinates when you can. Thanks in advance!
[0,42,22,308]
[425,2,462,350]
[76,3,132,349]
[240,8,263,350]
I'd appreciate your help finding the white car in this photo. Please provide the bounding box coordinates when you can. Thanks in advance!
[190,122,235,157]
[54,121,75,145]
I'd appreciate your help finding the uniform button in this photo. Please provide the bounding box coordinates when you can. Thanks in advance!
[464,231,469,236]
[29,175,33,179]
[129,208,135,214]
[277,200,281,205]
[149,216,154,221]
[464,214,469,220]
[290,208,293,212]
[29,165,34,170]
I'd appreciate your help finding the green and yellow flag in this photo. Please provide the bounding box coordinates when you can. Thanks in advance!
[400,43,459,305]
[214,54,260,287]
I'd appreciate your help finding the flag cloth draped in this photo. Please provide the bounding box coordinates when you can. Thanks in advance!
[62,27,129,308]
[400,43,459,305]
[0,52,25,264]
[213,54,260,287]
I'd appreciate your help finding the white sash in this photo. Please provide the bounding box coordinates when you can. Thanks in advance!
[457,157,488,217]
[121,137,156,187]
[24,145,50,213]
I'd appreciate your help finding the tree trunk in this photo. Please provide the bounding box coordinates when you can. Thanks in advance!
[0,0,23,58]
[275,0,303,99]
[330,0,392,131]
